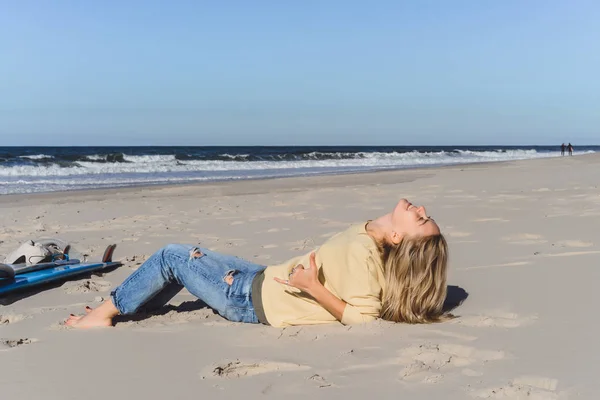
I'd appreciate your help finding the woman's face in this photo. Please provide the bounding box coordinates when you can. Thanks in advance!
[388,198,440,244]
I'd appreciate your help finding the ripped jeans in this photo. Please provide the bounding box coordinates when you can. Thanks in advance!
[110,244,266,323]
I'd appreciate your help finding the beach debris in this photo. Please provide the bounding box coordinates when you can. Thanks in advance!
[1,338,37,349]
[205,360,309,379]
[308,374,332,388]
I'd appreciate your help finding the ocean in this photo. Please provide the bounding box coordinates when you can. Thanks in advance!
[0,145,596,195]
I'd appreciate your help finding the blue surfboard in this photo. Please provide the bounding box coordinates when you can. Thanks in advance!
[0,260,121,295]
[0,259,82,279]
[0,244,120,296]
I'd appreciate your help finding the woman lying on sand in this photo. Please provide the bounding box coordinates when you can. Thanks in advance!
[66,198,449,328]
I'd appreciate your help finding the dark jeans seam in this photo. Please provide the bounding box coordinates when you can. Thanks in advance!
[110,288,126,314]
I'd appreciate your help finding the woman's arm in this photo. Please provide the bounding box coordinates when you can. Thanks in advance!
[273,252,347,322]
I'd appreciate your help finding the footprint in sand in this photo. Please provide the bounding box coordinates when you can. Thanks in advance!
[0,313,28,325]
[399,360,443,383]
[472,376,564,399]
[398,343,505,384]
[63,279,111,294]
[453,311,537,328]
[202,360,310,379]
[1,338,38,350]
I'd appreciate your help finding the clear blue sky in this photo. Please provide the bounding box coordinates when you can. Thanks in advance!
[1,0,599,146]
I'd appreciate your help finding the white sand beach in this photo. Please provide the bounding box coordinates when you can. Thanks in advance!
[1,154,598,399]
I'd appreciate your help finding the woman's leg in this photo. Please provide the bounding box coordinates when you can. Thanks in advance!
[66,244,265,328]
[134,247,265,313]
[196,248,266,274]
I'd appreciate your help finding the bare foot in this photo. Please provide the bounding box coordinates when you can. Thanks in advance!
[65,301,119,329]
[65,312,113,328]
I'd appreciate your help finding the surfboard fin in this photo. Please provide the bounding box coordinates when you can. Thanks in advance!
[102,244,117,263]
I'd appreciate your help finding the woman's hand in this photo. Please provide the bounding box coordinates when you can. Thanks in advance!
[274,252,347,321]
[274,252,321,295]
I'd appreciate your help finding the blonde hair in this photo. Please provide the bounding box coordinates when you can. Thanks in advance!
[378,234,450,324]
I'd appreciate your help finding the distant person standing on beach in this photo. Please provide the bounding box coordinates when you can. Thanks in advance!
[568,143,573,156]
[561,143,566,156]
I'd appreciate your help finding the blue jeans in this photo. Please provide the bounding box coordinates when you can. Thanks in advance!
[110,244,266,323]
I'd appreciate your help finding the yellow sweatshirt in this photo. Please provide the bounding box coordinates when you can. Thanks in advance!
[254,222,385,327]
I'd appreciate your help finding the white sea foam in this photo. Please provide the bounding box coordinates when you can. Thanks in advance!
[86,155,106,161]
[18,154,52,160]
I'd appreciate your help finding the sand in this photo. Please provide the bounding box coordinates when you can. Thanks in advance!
[1,154,598,399]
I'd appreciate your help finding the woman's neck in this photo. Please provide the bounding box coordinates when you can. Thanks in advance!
[366,216,388,244]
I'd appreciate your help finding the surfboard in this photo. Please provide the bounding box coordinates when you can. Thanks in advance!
[0,244,120,296]
[0,259,82,280]
[0,260,121,295]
